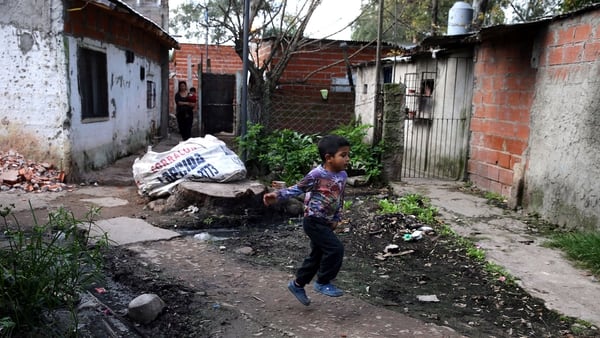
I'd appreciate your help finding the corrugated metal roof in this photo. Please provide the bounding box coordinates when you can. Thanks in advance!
[354,2,600,68]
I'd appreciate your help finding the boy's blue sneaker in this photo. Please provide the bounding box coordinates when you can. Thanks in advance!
[313,282,344,297]
[287,281,310,306]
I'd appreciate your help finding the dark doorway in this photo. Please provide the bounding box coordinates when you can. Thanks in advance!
[202,73,235,135]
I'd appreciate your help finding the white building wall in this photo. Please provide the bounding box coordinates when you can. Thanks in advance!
[66,36,162,173]
[0,1,70,169]
[354,66,377,142]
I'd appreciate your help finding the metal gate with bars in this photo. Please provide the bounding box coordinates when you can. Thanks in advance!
[397,56,473,180]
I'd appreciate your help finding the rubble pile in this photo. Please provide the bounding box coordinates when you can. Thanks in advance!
[0,150,69,193]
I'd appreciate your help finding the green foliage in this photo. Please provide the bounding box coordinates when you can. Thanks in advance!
[331,121,385,182]
[484,191,505,203]
[0,204,108,334]
[509,0,561,22]
[238,122,385,186]
[466,246,486,261]
[260,129,319,185]
[545,230,600,276]
[352,0,457,44]
[378,194,438,224]
[562,0,598,12]
[483,262,515,284]
[343,200,353,210]
[237,123,319,185]
[236,122,268,172]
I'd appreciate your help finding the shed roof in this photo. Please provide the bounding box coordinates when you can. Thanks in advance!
[98,0,179,49]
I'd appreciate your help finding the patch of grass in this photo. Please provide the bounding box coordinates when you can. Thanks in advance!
[484,262,516,285]
[466,246,486,261]
[544,230,600,276]
[378,194,438,224]
[484,191,504,202]
[0,204,108,335]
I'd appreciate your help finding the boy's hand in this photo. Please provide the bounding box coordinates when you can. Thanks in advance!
[263,192,278,206]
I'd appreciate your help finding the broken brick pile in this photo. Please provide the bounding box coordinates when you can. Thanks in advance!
[0,150,70,193]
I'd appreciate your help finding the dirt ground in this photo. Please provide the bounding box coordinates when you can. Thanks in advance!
[4,184,599,337]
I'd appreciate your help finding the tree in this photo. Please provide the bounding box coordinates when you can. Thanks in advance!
[561,0,598,12]
[351,0,457,45]
[351,0,511,45]
[170,0,322,127]
[507,0,562,22]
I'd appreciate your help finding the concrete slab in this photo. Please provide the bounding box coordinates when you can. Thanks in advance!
[389,179,600,326]
[89,217,180,246]
[80,197,129,208]
[178,180,265,198]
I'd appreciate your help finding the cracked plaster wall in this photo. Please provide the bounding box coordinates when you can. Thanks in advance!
[0,0,70,168]
[524,10,600,230]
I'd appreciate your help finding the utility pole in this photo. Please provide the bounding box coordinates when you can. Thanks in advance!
[373,0,384,145]
[240,0,250,160]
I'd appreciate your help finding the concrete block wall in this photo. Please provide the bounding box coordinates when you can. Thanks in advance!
[524,9,600,229]
[468,32,538,196]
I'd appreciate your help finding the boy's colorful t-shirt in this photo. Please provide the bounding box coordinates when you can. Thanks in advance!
[276,165,347,223]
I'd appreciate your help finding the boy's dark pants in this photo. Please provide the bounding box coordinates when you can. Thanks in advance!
[296,216,344,286]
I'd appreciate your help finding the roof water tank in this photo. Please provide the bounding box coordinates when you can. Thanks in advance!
[447,1,473,35]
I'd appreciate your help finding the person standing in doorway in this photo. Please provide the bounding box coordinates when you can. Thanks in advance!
[174,81,194,141]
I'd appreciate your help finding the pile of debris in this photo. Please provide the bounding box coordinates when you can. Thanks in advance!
[0,150,69,193]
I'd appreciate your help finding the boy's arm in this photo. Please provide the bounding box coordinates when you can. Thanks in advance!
[263,169,316,206]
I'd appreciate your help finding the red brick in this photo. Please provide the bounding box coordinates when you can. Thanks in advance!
[503,139,527,154]
[563,45,582,63]
[515,124,530,140]
[498,167,513,185]
[583,41,600,62]
[496,152,511,169]
[547,47,563,65]
[574,23,592,43]
[487,164,500,181]
[489,181,503,194]
[557,26,576,45]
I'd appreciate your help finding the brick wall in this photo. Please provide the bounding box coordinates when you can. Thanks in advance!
[469,6,600,206]
[468,32,537,196]
[168,43,242,114]
[269,40,388,133]
[168,40,387,134]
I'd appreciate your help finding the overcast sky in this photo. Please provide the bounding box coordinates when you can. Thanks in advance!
[169,0,362,41]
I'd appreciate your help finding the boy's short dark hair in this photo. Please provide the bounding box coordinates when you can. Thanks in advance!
[189,87,197,92]
[317,135,350,162]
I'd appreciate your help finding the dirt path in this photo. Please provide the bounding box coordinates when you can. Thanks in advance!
[125,237,463,338]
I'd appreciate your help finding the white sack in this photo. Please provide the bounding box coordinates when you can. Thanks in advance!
[133,135,246,197]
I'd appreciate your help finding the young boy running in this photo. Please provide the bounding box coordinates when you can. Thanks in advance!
[263,135,350,306]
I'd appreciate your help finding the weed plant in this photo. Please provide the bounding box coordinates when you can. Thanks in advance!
[378,194,438,224]
[0,204,108,336]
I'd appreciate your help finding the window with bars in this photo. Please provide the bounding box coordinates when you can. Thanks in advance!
[404,72,436,119]
[146,81,156,109]
[78,47,108,121]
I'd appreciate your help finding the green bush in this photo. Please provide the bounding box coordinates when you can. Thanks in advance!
[237,121,384,185]
[331,121,385,183]
[0,204,108,335]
